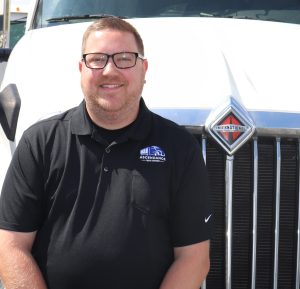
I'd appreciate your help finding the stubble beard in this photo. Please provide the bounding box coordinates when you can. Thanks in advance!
[85,92,140,127]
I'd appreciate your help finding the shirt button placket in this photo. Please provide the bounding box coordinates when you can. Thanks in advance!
[103,144,113,173]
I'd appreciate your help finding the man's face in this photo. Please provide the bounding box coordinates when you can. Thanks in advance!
[79,29,148,117]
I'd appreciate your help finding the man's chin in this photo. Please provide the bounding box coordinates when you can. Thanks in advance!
[97,101,123,113]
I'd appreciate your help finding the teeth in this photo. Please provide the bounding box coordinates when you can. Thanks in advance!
[101,84,121,88]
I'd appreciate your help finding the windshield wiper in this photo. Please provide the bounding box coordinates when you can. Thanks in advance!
[47,14,127,23]
[222,14,281,22]
[197,11,259,19]
[197,9,280,22]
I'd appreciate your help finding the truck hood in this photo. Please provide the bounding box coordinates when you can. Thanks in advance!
[2,17,300,139]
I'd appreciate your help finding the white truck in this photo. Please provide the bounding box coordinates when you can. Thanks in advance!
[1,0,300,288]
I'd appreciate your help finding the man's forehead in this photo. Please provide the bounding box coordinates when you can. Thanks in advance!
[90,29,134,39]
[86,30,138,50]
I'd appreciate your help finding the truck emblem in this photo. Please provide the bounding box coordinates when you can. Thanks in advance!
[214,113,247,144]
[206,97,255,155]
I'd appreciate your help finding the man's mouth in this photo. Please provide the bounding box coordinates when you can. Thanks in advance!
[100,84,123,89]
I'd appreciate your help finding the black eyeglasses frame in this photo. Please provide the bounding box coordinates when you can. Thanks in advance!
[82,52,145,69]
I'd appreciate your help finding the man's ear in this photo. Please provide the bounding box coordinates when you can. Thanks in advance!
[79,60,83,72]
[143,58,148,72]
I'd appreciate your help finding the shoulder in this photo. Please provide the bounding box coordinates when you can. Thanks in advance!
[21,105,81,143]
[25,106,77,135]
[148,112,205,174]
[150,111,199,148]
[18,105,81,157]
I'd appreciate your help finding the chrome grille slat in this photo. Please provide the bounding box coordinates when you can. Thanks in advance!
[273,138,281,289]
[202,137,207,164]
[251,138,258,289]
[201,136,207,289]
[225,155,234,289]
[297,140,300,289]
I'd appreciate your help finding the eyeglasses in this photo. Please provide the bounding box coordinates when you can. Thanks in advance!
[82,52,145,69]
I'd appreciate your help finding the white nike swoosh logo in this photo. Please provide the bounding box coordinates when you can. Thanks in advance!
[205,214,212,223]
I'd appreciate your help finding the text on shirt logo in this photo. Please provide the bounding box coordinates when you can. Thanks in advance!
[140,146,166,163]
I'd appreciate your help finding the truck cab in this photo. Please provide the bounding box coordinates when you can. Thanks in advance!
[1,0,300,288]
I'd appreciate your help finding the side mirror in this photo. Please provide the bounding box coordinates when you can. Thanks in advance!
[0,83,21,141]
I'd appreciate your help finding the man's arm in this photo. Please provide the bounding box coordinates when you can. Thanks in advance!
[0,229,48,289]
[159,240,210,289]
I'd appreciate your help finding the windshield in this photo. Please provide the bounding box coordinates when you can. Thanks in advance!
[10,17,27,48]
[33,0,300,28]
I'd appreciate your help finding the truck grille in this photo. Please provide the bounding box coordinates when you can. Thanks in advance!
[196,135,300,289]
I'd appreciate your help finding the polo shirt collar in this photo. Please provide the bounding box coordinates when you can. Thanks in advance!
[70,101,93,135]
[70,98,152,141]
[119,98,152,142]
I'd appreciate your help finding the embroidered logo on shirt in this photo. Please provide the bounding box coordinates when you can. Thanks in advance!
[140,146,166,162]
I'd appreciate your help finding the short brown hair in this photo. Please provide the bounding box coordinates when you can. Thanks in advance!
[81,17,144,55]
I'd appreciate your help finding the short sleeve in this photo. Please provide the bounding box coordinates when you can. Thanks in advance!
[170,137,212,247]
[0,133,44,232]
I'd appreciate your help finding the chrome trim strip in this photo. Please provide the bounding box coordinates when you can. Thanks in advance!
[251,138,258,289]
[296,140,300,289]
[153,109,300,137]
[226,155,234,289]
[185,125,300,138]
[201,136,207,289]
[273,138,281,289]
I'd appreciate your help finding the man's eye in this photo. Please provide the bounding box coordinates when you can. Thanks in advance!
[91,56,106,63]
[116,56,132,62]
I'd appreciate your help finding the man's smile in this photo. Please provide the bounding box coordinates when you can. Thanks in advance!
[100,83,123,89]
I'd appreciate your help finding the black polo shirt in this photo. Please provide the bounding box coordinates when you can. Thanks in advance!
[0,99,211,289]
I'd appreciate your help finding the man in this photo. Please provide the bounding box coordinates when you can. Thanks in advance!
[0,17,211,289]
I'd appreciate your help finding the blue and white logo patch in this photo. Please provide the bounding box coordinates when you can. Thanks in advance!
[140,146,166,162]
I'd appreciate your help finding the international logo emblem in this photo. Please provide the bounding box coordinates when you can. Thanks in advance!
[140,146,166,162]
[214,113,247,145]
[206,97,255,155]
